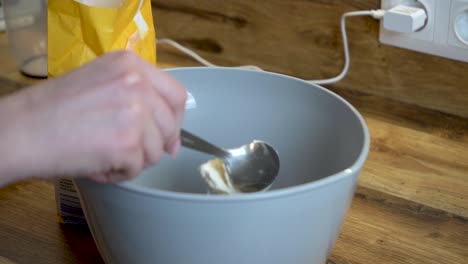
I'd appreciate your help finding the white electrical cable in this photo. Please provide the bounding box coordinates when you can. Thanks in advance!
[308,10,385,85]
[156,9,385,85]
[156,38,262,71]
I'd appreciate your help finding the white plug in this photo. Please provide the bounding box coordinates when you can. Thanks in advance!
[383,5,427,33]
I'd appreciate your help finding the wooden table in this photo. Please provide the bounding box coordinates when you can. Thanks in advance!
[0,32,467,264]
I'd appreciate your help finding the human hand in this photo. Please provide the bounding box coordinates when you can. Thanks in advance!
[0,51,187,185]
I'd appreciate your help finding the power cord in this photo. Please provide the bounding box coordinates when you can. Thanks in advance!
[156,38,262,71]
[308,10,385,85]
[156,9,387,85]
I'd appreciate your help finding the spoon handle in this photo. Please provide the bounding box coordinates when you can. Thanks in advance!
[180,129,229,157]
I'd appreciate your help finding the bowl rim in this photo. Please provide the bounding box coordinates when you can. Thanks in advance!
[114,67,371,203]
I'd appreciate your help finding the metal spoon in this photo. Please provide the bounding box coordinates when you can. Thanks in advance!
[180,129,280,193]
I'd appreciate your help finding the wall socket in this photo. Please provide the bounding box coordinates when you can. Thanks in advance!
[380,0,468,63]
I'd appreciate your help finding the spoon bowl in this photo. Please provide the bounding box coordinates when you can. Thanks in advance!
[180,129,280,193]
[224,140,280,192]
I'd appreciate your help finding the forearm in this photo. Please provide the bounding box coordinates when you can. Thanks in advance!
[0,89,33,186]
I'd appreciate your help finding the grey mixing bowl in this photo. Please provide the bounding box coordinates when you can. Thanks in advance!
[75,67,370,264]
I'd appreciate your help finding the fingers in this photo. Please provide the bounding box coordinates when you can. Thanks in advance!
[142,108,164,168]
[140,86,179,155]
[100,149,145,183]
[110,51,187,129]
[99,109,164,183]
[83,51,187,184]
[114,52,185,156]
[166,139,181,158]
[140,61,187,149]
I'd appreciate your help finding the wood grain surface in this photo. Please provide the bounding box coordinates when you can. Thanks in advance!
[0,181,104,264]
[332,186,468,264]
[152,0,468,118]
[348,94,468,219]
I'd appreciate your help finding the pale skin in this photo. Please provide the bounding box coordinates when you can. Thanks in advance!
[0,51,187,187]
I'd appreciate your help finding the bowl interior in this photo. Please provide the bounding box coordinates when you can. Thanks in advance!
[130,68,367,194]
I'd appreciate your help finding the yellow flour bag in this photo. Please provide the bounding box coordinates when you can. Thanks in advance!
[48,0,156,77]
[48,0,156,224]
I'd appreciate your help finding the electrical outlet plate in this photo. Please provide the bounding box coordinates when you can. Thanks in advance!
[380,0,468,63]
